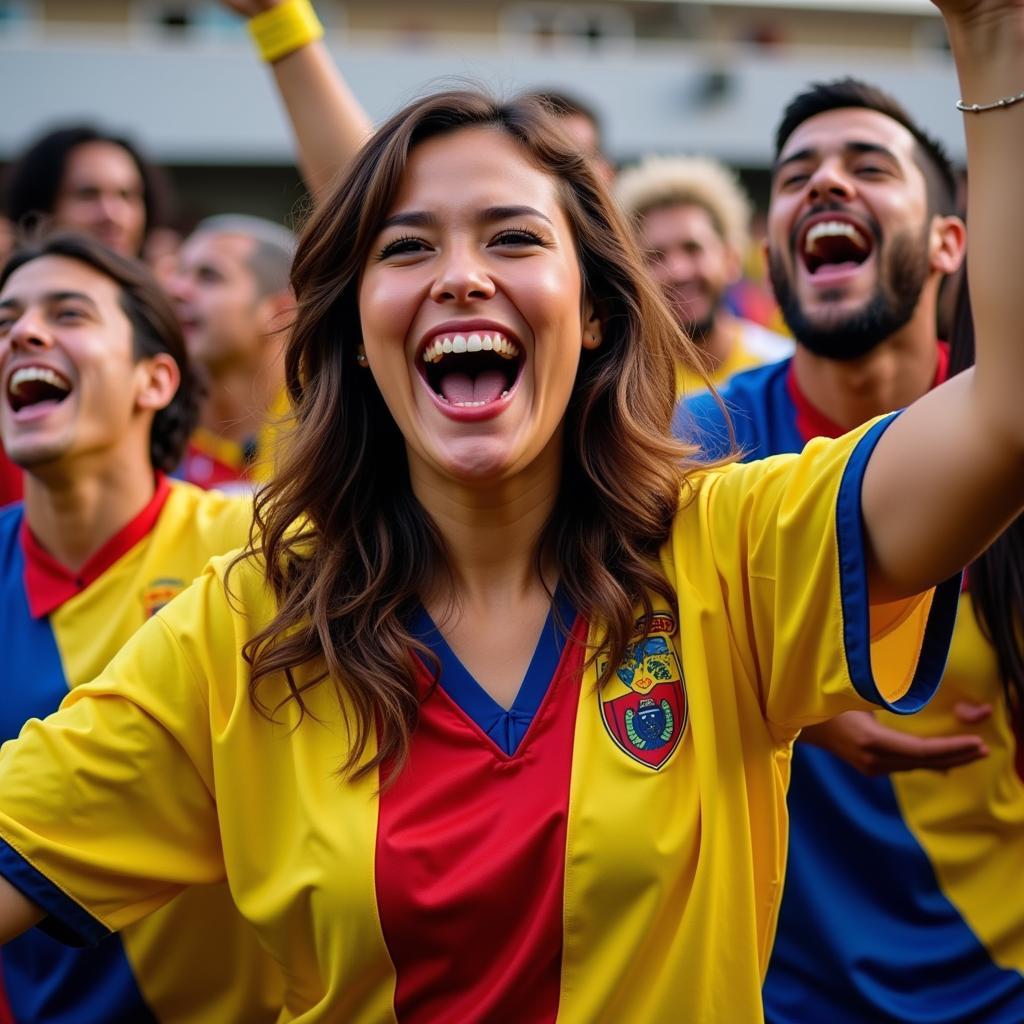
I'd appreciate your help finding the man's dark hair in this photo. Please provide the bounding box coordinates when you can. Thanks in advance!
[775,78,958,216]
[0,233,199,472]
[521,89,604,148]
[2,125,172,252]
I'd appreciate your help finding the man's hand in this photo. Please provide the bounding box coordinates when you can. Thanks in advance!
[800,705,992,776]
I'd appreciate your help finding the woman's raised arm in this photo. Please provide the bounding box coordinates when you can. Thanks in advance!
[223,0,373,200]
[860,0,1024,601]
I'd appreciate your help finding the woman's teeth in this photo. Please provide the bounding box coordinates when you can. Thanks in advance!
[422,333,519,364]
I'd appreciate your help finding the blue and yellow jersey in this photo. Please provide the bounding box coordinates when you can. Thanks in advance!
[0,423,958,1023]
[0,477,282,1023]
[685,353,1024,1024]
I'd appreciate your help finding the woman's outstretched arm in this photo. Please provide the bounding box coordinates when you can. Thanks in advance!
[861,0,1024,601]
[224,0,372,200]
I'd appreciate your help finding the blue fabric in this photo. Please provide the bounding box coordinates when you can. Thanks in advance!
[678,365,1024,1023]
[835,416,961,714]
[0,506,157,1023]
[410,588,577,756]
[766,745,1024,1024]
[676,357,802,462]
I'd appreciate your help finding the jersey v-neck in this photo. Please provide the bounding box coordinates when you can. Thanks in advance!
[21,474,171,619]
[409,586,577,756]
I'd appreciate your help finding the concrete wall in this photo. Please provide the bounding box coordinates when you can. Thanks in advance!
[0,30,963,167]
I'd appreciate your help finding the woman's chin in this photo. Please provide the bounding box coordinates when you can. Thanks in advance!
[430,437,522,485]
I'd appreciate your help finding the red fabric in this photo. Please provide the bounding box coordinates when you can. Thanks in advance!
[22,475,170,619]
[376,616,587,1024]
[0,445,22,508]
[0,958,14,1024]
[178,440,248,490]
[787,341,950,444]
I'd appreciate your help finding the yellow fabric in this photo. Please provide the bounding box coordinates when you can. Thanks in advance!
[676,335,761,397]
[676,320,790,397]
[884,594,1024,975]
[44,482,283,1023]
[0,422,944,1023]
[559,427,936,1023]
[190,389,292,486]
[248,0,324,64]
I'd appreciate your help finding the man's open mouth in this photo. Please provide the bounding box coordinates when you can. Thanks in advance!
[420,332,523,409]
[800,219,874,275]
[7,365,73,413]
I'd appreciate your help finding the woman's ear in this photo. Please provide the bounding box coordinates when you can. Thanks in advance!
[582,298,603,351]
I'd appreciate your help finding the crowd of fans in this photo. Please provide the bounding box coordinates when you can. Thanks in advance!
[0,0,1021,1021]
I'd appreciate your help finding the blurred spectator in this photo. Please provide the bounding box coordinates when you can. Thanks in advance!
[0,231,281,1021]
[522,90,615,184]
[617,154,792,393]
[168,214,294,492]
[2,125,172,259]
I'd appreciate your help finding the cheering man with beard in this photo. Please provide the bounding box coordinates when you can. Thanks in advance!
[684,79,1024,1023]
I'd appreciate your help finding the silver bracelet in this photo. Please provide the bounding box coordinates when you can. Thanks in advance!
[956,88,1024,113]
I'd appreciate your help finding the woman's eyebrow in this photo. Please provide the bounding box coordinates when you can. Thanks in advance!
[379,206,554,231]
[480,205,554,226]
[379,210,437,231]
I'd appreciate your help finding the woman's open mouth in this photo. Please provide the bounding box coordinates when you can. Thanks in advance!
[418,331,524,416]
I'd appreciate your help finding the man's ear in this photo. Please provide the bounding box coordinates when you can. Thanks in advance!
[582,296,604,351]
[259,289,297,340]
[929,215,967,276]
[134,353,180,414]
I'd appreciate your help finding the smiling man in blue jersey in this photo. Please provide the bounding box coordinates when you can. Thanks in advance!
[0,232,281,1022]
[682,79,1024,1023]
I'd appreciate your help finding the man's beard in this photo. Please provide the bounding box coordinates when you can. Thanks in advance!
[769,225,930,362]
[667,292,720,344]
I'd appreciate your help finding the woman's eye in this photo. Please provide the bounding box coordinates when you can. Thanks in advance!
[377,236,429,260]
[492,228,546,247]
[56,308,86,322]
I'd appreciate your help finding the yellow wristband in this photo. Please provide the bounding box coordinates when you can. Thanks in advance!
[248,0,324,64]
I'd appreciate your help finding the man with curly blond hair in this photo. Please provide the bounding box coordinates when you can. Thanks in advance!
[617,154,791,393]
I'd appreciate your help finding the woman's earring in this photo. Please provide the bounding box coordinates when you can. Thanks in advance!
[355,346,369,367]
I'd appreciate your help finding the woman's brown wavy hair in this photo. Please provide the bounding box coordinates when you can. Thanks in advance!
[241,89,715,780]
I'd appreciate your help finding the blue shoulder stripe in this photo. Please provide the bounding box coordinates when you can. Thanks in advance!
[0,840,108,947]
[835,414,960,713]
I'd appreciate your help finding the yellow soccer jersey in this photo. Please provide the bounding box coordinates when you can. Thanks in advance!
[0,418,959,1023]
[0,478,282,1022]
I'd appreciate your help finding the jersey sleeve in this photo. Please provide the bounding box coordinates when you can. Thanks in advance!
[694,414,961,740]
[0,565,239,946]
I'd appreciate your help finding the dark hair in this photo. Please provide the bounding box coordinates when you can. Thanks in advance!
[947,276,1024,718]
[521,89,604,148]
[0,232,200,471]
[240,89,710,781]
[774,78,958,217]
[2,125,172,253]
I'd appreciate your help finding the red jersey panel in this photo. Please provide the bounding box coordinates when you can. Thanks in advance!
[376,608,586,1022]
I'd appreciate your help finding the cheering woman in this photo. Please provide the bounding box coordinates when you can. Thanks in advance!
[0,1,1018,1020]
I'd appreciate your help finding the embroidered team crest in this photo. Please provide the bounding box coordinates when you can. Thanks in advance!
[143,578,185,618]
[599,614,687,770]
